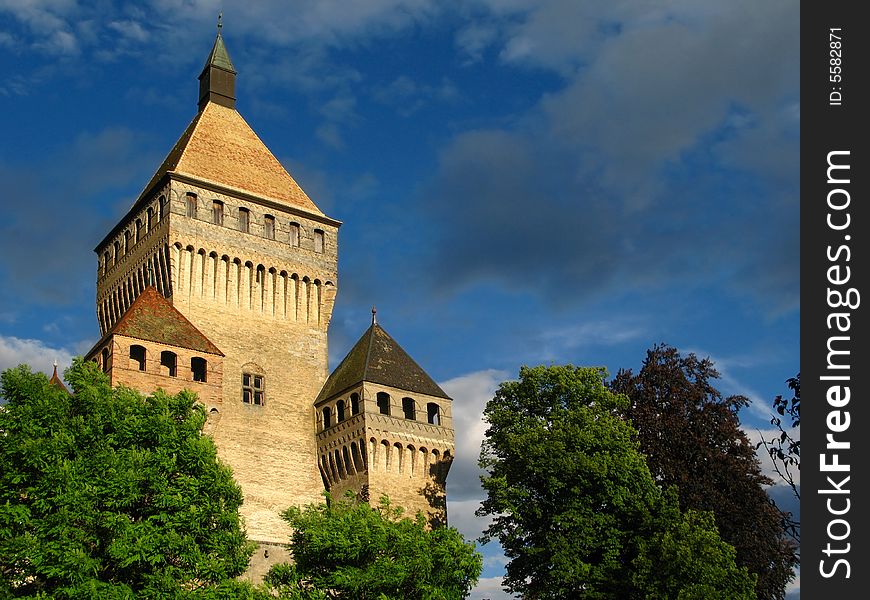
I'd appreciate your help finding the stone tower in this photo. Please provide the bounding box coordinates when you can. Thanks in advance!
[315,311,455,524]
[91,28,339,546]
[87,26,454,575]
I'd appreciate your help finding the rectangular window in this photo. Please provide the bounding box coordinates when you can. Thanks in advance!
[314,229,325,253]
[186,193,197,218]
[264,215,275,239]
[242,372,265,405]
[238,207,250,233]
[289,223,300,247]
[212,201,224,225]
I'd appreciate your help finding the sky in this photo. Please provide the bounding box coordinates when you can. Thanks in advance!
[0,1,799,597]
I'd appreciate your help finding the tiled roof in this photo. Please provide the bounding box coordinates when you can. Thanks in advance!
[316,322,450,403]
[100,287,223,356]
[139,102,323,215]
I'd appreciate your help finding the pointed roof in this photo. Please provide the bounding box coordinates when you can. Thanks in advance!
[203,29,235,73]
[96,287,223,356]
[316,321,450,403]
[140,102,324,216]
[49,363,69,394]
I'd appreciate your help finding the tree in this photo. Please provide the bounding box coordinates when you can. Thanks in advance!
[757,373,800,546]
[265,494,482,600]
[0,359,260,599]
[477,365,754,599]
[610,345,796,600]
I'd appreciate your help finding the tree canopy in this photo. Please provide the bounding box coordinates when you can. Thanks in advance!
[610,345,796,600]
[0,359,259,599]
[477,364,754,599]
[265,494,482,600]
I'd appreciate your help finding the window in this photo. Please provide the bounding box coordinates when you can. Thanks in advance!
[314,229,325,253]
[136,218,144,242]
[147,207,154,230]
[186,193,197,218]
[124,230,132,253]
[264,215,275,239]
[289,222,300,247]
[129,345,146,371]
[337,399,346,422]
[427,402,441,425]
[322,407,332,429]
[212,200,224,225]
[350,392,360,415]
[103,251,110,275]
[113,241,120,264]
[160,351,177,377]
[159,195,168,221]
[238,207,249,233]
[242,372,264,405]
[402,397,416,420]
[377,392,391,416]
[101,348,110,373]
[191,357,207,382]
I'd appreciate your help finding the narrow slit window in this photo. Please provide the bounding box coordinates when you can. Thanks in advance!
[238,207,249,233]
[314,229,325,253]
[186,193,197,218]
[264,215,275,239]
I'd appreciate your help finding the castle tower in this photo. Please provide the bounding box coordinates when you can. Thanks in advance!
[92,27,339,545]
[314,310,455,524]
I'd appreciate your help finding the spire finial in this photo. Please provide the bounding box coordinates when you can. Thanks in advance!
[372,306,377,326]
[217,12,223,32]
[53,359,58,368]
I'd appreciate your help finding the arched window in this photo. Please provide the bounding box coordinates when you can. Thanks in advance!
[124,230,132,253]
[322,407,332,429]
[336,399,346,422]
[427,402,441,425]
[147,207,154,230]
[264,215,275,239]
[377,392,390,416]
[159,195,168,221]
[402,397,416,420]
[103,251,110,275]
[212,200,224,225]
[136,218,144,242]
[160,351,177,377]
[314,229,325,253]
[113,241,120,264]
[350,392,360,415]
[186,192,197,218]
[101,347,110,373]
[191,357,207,382]
[289,222,300,247]
[129,345,146,371]
[238,207,250,233]
[242,370,264,405]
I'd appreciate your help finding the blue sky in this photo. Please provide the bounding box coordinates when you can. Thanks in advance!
[0,1,799,597]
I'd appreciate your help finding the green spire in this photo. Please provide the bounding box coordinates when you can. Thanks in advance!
[198,14,237,110]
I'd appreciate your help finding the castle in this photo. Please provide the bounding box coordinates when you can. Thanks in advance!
[84,26,455,574]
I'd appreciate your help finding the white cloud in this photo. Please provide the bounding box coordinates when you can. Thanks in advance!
[0,335,75,377]
[467,576,518,600]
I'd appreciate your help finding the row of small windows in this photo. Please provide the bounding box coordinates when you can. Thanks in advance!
[185,192,324,252]
[97,345,208,382]
[321,392,441,432]
[101,196,168,276]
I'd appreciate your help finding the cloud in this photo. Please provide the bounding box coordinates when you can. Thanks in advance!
[467,576,518,600]
[0,335,75,376]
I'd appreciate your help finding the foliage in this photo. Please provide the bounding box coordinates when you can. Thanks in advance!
[610,345,797,600]
[757,373,800,546]
[265,494,481,600]
[0,359,258,599]
[477,365,752,599]
[633,509,756,600]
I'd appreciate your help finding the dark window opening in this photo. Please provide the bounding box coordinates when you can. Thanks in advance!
[136,219,144,242]
[322,407,332,429]
[147,207,154,230]
[159,196,168,221]
[337,399,346,422]
[242,372,264,405]
[101,348,110,373]
[124,230,132,253]
[191,357,207,382]
[350,392,360,415]
[160,351,177,377]
[113,241,120,264]
[129,345,146,371]
[403,397,416,420]
[264,215,275,239]
[427,403,441,425]
[377,392,391,416]
[212,200,224,225]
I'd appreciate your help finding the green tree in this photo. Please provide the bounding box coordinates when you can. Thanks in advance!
[477,365,753,599]
[610,345,796,600]
[265,494,482,600]
[0,359,260,599]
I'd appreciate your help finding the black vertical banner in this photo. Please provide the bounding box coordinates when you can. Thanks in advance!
[802,1,869,597]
